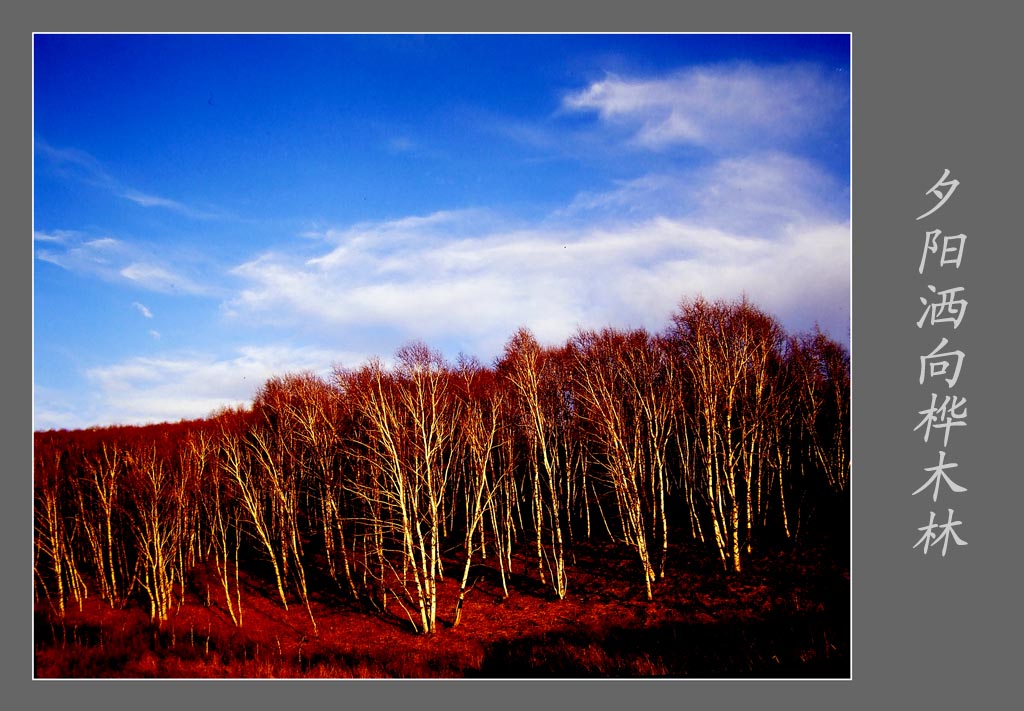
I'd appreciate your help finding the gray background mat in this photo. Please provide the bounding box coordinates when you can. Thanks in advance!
[7,2,1021,709]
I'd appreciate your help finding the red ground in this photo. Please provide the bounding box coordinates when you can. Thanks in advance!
[34,539,849,678]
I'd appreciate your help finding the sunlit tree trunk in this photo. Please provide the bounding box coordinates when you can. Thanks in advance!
[201,426,243,626]
[125,444,183,623]
[499,329,570,600]
[453,359,506,626]
[671,297,788,572]
[220,425,290,611]
[34,446,86,616]
[342,344,460,634]
[573,329,677,598]
[81,442,129,607]
[247,422,317,634]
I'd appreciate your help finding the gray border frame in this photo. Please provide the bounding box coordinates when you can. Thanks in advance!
[10,2,1021,709]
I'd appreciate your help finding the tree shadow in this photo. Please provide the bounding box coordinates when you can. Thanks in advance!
[471,609,849,678]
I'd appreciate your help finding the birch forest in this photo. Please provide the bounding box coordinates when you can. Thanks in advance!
[34,296,850,676]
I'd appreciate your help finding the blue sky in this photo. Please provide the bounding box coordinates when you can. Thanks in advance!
[33,33,850,430]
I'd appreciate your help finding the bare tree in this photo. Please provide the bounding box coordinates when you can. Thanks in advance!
[124,443,185,623]
[452,356,508,625]
[195,424,244,626]
[219,421,291,612]
[791,329,851,495]
[34,441,87,616]
[272,373,360,599]
[249,383,319,634]
[499,329,570,599]
[32,292,850,638]
[670,297,787,572]
[343,343,461,633]
[573,328,676,599]
[79,441,131,608]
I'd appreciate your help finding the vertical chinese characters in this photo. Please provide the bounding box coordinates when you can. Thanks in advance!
[914,170,968,556]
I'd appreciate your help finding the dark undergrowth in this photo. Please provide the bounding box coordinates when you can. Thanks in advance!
[34,538,849,678]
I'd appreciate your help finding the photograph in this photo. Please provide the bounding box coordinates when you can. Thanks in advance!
[32,32,851,678]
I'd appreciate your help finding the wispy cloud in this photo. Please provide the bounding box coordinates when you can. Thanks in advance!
[35,230,217,296]
[36,139,225,220]
[133,302,154,319]
[562,64,845,151]
[35,231,125,272]
[386,136,416,154]
[559,152,847,232]
[33,229,73,244]
[120,262,209,295]
[119,189,225,220]
[35,141,118,189]
[692,152,848,232]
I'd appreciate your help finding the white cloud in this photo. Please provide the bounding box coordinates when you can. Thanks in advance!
[226,155,850,362]
[33,230,74,244]
[33,386,82,432]
[562,64,844,151]
[133,302,154,319]
[34,230,215,296]
[36,344,360,429]
[120,262,210,295]
[35,233,126,271]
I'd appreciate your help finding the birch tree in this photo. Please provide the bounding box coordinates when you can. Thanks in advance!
[125,443,185,623]
[219,421,291,612]
[79,441,131,607]
[274,373,359,599]
[344,343,461,633]
[250,382,319,633]
[790,330,851,495]
[573,328,676,599]
[452,356,507,625]
[670,297,786,572]
[498,329,570,599]
[34,440,87,616]
[197,422,244,626]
